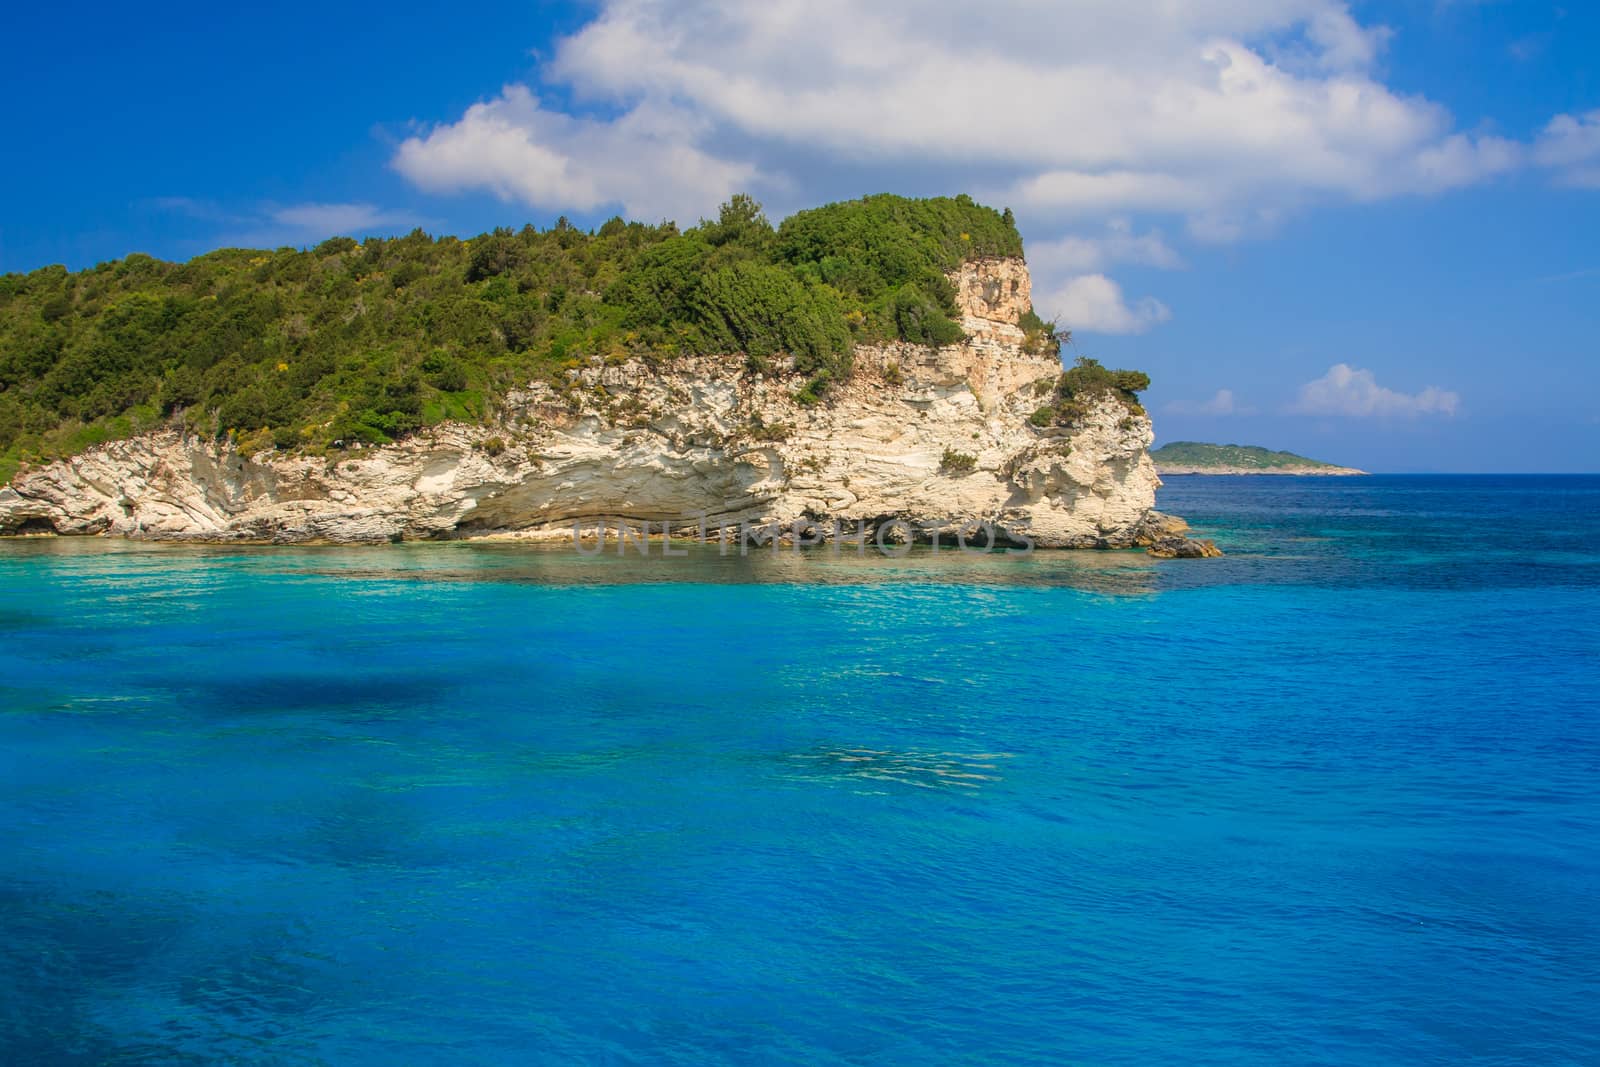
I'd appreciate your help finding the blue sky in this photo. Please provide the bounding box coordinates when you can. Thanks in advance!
[3,0,1597,471]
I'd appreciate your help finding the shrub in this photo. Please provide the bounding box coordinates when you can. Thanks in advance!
[793,374,831,407]
[940,448,978,473]
[1019,308,1060,356]
[421,350,469,392]
[1028,357,1151,428]
[466,229,526,282]
[750,419,793,442]
[887,282,966,346]
[315,236,359,256]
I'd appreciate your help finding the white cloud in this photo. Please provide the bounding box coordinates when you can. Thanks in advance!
[1302,6,1391,70]
[394,85,756,222]
[394,0,1560,233]
[1531,266,1600,285]
[385,1,1594,335]
[1508,35,1547,63]
[1027,219,1184,274]
[1041,274,1171,335]
[1291,364,1460,416]
[1534,110,1600,189]
[146,196,235,223]
[267,203,416,236]
[1167,389,1256,415]
[152,198,423,248]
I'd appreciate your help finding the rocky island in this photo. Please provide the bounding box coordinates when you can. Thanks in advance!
[0,195,1215,555]
[1152,441,1367,476]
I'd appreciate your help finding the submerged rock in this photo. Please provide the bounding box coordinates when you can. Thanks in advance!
[1130,510,1223,559]
[1145,536,1225,559]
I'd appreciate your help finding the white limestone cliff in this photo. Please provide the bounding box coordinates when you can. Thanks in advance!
[0,257,1175,549]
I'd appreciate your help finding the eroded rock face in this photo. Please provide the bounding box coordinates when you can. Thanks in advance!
[0,259,1168,548]
[951,256,1032,327]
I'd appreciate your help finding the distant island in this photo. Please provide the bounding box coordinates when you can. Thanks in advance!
[1151,442,1367,476]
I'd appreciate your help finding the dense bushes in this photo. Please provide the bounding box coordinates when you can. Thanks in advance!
[777,193,1020,346]
[0,194,1035,483]
[693,263,852,376]
[1029,357,1151,428]
[777,193,1023,282]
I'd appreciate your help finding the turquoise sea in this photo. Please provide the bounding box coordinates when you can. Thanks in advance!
[2,475,1597,1065]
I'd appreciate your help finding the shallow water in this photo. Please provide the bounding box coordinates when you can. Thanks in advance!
[2,476,1597,1064]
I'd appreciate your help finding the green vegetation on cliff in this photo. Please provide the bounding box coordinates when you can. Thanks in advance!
[1028,357,1151,428]
[0,193,1033,483]
[1150,442,1358,471]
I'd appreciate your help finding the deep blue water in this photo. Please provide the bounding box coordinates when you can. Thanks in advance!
[2,475,1597,1065]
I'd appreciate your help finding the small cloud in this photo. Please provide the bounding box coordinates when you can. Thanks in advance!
[1291,364,1460,416]
[1043,274,1171,335]
[1166,389,1255,416]
[1005,169,1206,219]
[144,196,235,223]
[1529,266,1600,284]
[1508,34,1547,62]
[1026,219,1184,274]
[1404,132,1523,193]
[393,84,756,222]
[235,202,424,246]
[1534,109,1600,188]
[268,203,415,236]
[1308,7,1391,70]
[150,198,424,249]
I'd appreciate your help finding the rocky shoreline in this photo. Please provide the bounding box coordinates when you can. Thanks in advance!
[1156,465,1368,476]
[0,260,1220,558]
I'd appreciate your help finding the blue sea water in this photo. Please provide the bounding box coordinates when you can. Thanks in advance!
[2,475,1597,1065]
